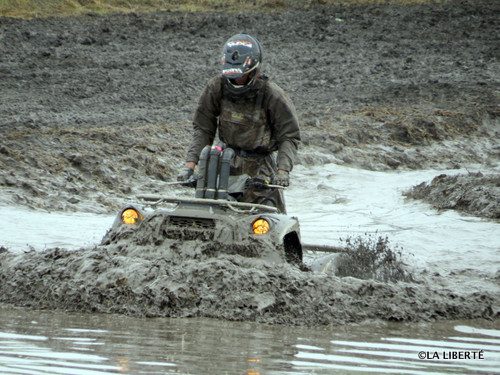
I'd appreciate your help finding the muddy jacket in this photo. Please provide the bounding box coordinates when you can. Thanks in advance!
[186,75,300,175]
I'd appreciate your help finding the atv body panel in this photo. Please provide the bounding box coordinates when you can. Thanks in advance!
[103,196,303,264]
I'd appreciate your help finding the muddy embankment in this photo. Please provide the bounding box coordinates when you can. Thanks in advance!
[0,219,497,326]
[405,172,500,219]
[0,0,499,213]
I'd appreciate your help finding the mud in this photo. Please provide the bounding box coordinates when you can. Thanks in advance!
[404,172,500,219]
[100,210,286,264]
[0,2,498,326]
[1,0,499,212]
[0,237,497,326]
[329,235,413,282]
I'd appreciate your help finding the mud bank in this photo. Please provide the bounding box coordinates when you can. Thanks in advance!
[0,123,189,213]
[404,172,500,219]
[0,0,499,212]
[0,239,497,325]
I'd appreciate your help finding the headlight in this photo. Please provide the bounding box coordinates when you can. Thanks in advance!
[252,218,270,235]
[121,208,143,225]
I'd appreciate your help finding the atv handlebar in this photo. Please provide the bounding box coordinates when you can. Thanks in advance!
[167,176,286,190]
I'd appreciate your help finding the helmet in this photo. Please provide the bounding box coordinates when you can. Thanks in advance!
[221,34,262,95]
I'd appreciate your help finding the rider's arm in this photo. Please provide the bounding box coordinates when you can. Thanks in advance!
[267,82,301,172]
[185,76,222,168]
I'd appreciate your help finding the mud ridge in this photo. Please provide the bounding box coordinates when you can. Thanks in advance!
[404,172,500,219]
[0,239,496,325]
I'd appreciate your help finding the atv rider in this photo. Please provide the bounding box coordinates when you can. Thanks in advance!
[177,34,300,213]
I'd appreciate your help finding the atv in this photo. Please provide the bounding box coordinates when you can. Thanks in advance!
[102,145,304,264]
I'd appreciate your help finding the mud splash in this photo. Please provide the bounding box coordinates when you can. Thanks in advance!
[0,237,496,325]
[327,235,414,283]
[404,172,500,219]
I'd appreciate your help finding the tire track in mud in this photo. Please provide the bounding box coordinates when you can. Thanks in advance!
[1,1,499,214]
[0,239,496,325]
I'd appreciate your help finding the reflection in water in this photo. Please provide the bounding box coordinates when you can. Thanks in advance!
[246,369,261,375]
[116,356,129,373]
[0,306,498,374]
[455,325,500,338]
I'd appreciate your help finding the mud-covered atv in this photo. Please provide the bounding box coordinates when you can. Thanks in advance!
[102,145,304,264]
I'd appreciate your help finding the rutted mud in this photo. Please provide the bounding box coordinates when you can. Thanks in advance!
[405,172,500,219]
[0,239,496,325]
[0,0,499,212]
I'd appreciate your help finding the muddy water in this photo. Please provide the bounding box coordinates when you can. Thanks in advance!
[0,306,498,374]
[0,206,114,251]
[3,164,497,288]
[288,164,500,291]
[3,164,499,264]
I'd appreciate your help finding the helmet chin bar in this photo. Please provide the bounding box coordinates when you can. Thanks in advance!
[225,67,259,95]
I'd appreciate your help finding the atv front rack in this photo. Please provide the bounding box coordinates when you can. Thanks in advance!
[137,194,279,213]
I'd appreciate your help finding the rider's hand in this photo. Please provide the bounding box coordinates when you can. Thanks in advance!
[177,167,194,182]
[247,176,270,190]
[273,170,290,187]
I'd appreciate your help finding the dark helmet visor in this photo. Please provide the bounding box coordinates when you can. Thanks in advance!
[222,41,258,79]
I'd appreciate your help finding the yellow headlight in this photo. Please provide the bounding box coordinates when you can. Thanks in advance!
[121,208,143,225]
[252,218,270,235]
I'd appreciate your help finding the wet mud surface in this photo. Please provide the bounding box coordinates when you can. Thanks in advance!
[0,216,498,326]
[0,236,497,326]
[0,1,498,325]
[1,0,499,212]
[405,172,500,219]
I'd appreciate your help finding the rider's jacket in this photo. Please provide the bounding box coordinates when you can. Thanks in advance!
[186,75,300,176]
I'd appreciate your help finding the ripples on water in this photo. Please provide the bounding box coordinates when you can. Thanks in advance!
[0,307,498,374]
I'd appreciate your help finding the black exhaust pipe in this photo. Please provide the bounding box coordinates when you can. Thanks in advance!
[205,145,222,199]
[195,145,211,198]
[217,147,235,200]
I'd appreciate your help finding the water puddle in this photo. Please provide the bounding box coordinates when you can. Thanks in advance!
[287,164,500,282]
[0,306,498,374]
[2,165,498,280]
[0,206,113,251]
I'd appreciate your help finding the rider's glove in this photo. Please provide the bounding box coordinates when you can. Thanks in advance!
[247,176,270,190]
[273,170,290,187]
[177,167,194,182]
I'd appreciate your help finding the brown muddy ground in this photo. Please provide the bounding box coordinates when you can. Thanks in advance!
[0,0,499,213]
[405,172,500,219]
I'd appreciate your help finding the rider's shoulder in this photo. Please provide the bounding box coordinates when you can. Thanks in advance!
[202,75,224,96]
[263,77,289,103]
